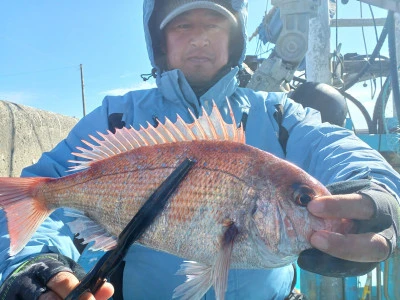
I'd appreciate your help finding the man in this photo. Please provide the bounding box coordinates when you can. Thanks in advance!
[0,0,399,299]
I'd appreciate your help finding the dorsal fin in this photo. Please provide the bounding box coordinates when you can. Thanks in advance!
[68,101,245,171]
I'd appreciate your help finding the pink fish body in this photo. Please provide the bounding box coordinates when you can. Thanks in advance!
[0,103,342,299]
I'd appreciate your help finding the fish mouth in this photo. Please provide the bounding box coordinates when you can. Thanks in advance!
[308,208,356,234]
[310,216,328,232]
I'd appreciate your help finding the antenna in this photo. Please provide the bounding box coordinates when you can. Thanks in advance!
[80,64,86,117]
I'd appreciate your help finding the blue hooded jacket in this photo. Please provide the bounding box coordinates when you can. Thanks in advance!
[1,0,399,299]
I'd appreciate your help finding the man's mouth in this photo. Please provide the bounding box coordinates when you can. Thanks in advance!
[187,56,211,63]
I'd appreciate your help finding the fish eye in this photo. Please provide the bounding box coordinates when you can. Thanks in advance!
[293,184,316,207]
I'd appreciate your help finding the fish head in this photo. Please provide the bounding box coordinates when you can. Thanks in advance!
[251,160,344,266]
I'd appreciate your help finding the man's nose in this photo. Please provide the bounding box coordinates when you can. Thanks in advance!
[190,27,210,47]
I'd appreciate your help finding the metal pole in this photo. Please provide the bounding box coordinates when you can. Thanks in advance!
[330,18,386,27]
[80,64,86,117]
[376,264,382,300]
[394,13,400,118]
[306,0,331,83]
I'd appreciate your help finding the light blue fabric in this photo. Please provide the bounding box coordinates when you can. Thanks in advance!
[1,1,400,299]
[122,244,294,299]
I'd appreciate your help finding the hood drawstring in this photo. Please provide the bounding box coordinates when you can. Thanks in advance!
[141,68,157,81]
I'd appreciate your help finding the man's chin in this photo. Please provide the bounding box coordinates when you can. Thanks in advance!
[186,74,214,87]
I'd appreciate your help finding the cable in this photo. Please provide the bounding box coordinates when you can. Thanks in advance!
[372,75,392,134]
[340,11,390,92]
[341,90,375,133]
[358,0,375,99]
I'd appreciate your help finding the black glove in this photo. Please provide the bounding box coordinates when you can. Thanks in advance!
[0,253,86,300]
[297,179,399,277]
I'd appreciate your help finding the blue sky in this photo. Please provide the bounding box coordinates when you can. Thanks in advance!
[0,1,389,120]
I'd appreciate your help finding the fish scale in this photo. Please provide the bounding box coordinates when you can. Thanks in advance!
[0,103,344,300]
[62,141,256,264]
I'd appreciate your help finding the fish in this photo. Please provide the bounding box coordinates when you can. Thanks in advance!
[0,102,344,299]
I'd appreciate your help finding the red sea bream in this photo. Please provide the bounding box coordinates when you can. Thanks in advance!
[0,103,343,299]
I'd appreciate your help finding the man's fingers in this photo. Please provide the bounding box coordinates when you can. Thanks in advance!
[39,290,63,300]
[310,230,390,262]
[44,271,114,300]
[308,194,374,220]
[94,282,115,300]
[46,272,82,299]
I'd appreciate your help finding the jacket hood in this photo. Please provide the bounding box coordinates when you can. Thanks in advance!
[142,0,248,77]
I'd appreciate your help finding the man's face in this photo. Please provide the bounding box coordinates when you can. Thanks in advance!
[164,9,231,87]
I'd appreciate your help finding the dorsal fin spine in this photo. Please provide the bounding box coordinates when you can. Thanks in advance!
[120,127,135,149]
[114,128,133,151]
[140,124,156,145]
[124,127,141,148]
[109,129,128,152]
[98,131,120,154]
[90,135,115,157]
[177,115,197,140]
[75,147,104,160]
[203,106,218,139]
[68,101,245,171]
[146,121,166,143]
[165,118,186,141]
[137,126,151,146]
[157,121,178,143]
[188,109,207,139]
[226,100,238,142]
[219,110,230,140]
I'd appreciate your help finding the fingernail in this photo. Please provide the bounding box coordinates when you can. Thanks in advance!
[311,232,329,251]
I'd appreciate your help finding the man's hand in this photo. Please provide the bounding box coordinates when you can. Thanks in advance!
[0,253,115,300]
[39,272,114,300]
[307,193,390,262]
[297,179,399,277]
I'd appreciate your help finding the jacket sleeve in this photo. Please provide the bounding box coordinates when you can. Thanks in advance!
[0,103,111,284]
[281,96,400,203]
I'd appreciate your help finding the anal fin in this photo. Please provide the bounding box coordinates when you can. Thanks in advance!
[173,261,213,300]
[64,210,117,251]
[173,220,238,300]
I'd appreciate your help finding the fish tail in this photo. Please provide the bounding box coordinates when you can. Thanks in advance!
[0,177,53,256]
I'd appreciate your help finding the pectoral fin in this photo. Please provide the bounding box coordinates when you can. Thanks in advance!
[173,221,238,300]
